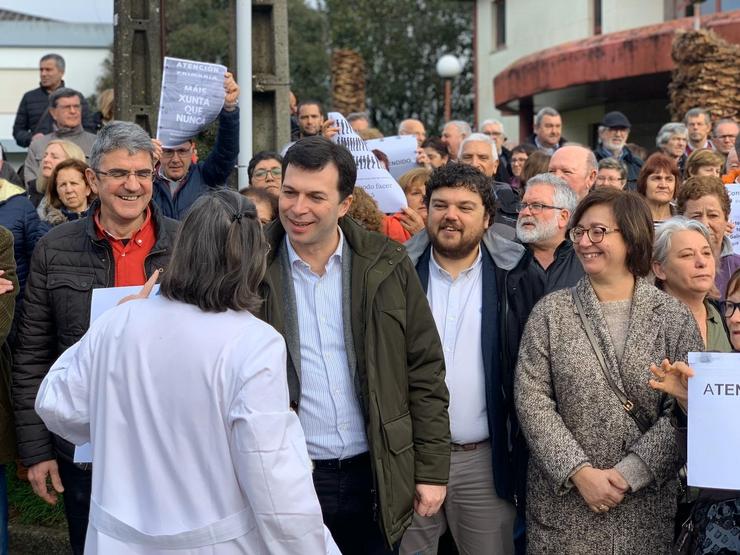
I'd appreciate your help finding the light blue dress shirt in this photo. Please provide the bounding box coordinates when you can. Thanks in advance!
[286,231,368,460]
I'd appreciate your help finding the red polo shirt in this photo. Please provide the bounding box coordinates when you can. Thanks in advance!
[94,208,157,287]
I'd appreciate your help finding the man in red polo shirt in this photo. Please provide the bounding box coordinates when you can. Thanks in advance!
[12,121,179,555]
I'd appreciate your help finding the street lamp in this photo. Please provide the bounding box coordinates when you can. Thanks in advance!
[436,54,463,123]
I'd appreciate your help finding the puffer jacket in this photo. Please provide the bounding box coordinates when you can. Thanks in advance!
[259,216,450,547]
[12,200,178,466]
[36,197,90,227]
[0,179,49,300]
[153,108,239,220]
[12,82,93,148]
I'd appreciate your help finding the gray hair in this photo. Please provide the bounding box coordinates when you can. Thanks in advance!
[598,157,627,180]
[458,132,498,161]
[526,172,578,213]
[444,120,472,137]
[656,122,688,148]
[684,107,711,126]
[347,112,369,123]
[160,189,266,313]
[653,216,712,268]
[534,107,561,128]
[713,118,738,137]
[41,53,65,72]
[48,87,82,108]
[89,121,155,170]
[479,118,504,132]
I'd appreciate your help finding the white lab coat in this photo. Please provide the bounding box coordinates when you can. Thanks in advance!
[36,294,339,554]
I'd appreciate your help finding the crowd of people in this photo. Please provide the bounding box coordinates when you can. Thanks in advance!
[0,52,737,554]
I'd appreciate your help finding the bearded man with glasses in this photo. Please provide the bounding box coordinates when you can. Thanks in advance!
[153,71,240,220]
[12,121,179,555]
[515,173,583,293]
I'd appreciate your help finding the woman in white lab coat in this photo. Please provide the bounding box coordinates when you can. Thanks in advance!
[36,189,339,554]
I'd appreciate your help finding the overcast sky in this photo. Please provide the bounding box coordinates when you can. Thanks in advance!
[0,0,113,23]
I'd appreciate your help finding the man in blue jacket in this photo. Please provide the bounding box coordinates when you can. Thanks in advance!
[401,163,544,554]
[153,72,240,219]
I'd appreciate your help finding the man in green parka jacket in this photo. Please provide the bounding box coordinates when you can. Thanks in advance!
[259,136,450,553]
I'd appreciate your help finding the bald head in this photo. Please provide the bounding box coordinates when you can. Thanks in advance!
[398,118,426,146]
[548,145,597,200]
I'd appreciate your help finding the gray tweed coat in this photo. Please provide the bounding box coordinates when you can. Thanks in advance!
[515,277,703,555]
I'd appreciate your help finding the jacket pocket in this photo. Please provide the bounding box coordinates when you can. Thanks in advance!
[382,411,413,455]
[47,272,94,333]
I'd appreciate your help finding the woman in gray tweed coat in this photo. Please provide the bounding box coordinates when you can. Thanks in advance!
[515,188,704,554]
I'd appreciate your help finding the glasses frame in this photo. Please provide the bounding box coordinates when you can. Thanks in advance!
[720,300,739,319]
[516,202,564,215]
[94,168,155,183]
[253,168,282,179]
[569,225,621,244]
[160,147,193,159]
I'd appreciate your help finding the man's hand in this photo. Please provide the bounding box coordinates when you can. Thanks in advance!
[151,139,163,163]
[0,270,13,295]
[571,466,626,512]
[223,71,240,112]
[28,460,64,505]
[322,119,340,140]
[413,483,446,517]
[117,269,161,305]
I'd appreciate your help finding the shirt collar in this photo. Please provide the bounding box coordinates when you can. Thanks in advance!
[94,206,152,241]
[430,245,482,281]
[286,226,344,270]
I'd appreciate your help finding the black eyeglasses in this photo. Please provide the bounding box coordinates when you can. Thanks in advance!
[253,168,282,179]
[569,225,621,244]
[94,168,154,182]
[516,202,564,215]
[720,300,740,318]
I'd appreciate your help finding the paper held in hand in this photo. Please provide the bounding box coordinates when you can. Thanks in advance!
[73,285,161,463]
[727,184,740,254]
[328,112,408,214]
[156,57,226,148]
[686,351,740,490]
[365,135,419,180]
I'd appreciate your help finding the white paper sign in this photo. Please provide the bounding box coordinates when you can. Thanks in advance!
[365,135,419,180]
[727,184,740,254]
[74,285,161,463]
[686,351,740,490]
[156,57,226,148]
[328,112,408,214]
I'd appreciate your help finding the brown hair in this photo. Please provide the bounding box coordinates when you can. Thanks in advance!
[727,268,740,299]
[636,153,680,199]
[398,167,431,194]
[45,158,95,209]
[519,151,551,192]
[347,187,384,232]
[685,148,724,177]
[676,175,731,219]
[569,188,654,277]
[240,187,278,223]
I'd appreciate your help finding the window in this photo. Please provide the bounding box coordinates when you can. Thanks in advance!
[492,0,506,49]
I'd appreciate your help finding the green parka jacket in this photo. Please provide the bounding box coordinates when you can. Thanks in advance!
[259,216,450,547]
[0,226,18,464]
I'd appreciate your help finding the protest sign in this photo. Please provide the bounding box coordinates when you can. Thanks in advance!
[328,112,408,214]
[74,285,161,463]
[686,352,740,490]
[365,135,418,180]
[156,57,226,148]
[727,184,740,254]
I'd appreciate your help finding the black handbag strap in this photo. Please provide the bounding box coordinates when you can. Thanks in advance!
[570,286,650,433]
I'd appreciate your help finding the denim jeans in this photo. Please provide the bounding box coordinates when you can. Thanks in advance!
[312,453,398,555]
[56,458,92,555]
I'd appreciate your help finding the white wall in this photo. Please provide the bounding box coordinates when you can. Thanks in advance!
[0,47,109,152]
[476,0,667,144]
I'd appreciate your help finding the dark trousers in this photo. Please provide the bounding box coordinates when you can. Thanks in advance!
[312,453,398,555]
[56,457,92,555]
